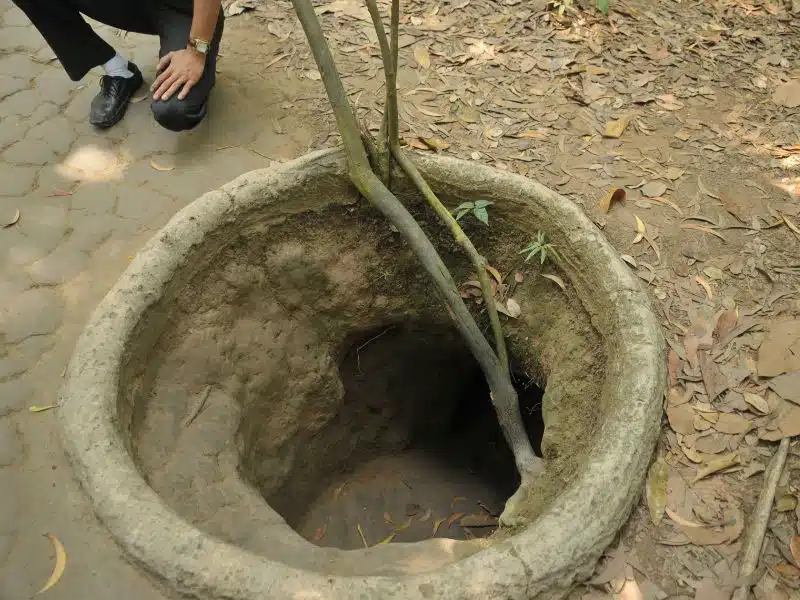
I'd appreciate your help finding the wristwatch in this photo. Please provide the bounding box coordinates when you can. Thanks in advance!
[188,37,211,55]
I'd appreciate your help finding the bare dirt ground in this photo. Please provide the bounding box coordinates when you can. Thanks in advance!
[221,0,800,596]
[1,0,799,597]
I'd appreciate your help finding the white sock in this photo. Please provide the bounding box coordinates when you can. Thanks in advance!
[103,53,134,78]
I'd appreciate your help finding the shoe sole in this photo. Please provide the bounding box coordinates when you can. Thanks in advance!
[90,76,144,130]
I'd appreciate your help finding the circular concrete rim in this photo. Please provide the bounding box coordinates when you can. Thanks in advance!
[59,149,665,599]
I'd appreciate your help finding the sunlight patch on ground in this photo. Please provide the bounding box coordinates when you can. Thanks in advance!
[56,144,127,182]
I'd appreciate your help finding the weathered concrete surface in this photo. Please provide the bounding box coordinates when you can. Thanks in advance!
[0,0,315,597]
[60,149,666,599]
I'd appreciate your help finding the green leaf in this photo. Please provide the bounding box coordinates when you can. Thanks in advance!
[540,248,547,264]
[455,208,471,221]
[453,202,474,213]
[473,200,493,209]
[596,0,609,14]
[473,207,489,225]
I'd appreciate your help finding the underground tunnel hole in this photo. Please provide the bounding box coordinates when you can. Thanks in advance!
[256,323,544,550]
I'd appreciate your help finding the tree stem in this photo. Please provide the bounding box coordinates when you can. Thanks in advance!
[365,0,509,373]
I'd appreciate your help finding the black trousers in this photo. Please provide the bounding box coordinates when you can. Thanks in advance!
[11,0,224,131]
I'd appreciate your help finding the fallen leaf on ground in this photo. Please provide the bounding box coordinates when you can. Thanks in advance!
[664,167,685,181]
[713,309,738,341]
[693,453,739,482]
[413,45,431,68]
[700,352,728,401]
[484,265,502,285]
[2,209,20,227]
[714,412,753,434]
[645,459,668,525]
[772,80,800,108]
[694,577,731,600]
[773,562,800,582]
[759,404,800,440]
[665,507,703,528]
[641,181,667,198]
[356,524,369,547]
[776,495,797,512]
[36,533,66,595]
[768,371,800,405]
[150,159,175,172]
[791,536,800,567]
[743,392,771,414]
[757,321,800,377]
[611,572,644,600]
[447,512,465,527]
[633,215,646,243]
[314,0,370,20]
[599,188,626,212]
[681,223,727,241]
[432,517,446,535]
[420,137,449,151]
[29,405,58,413]
[667,403,695,435]
[696,276,713,301]
[541,273,566,291]
[603,115,633,138]
[505,298,521,318]
[668,351,680,387]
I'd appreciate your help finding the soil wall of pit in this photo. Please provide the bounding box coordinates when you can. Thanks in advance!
[121,165,605,575]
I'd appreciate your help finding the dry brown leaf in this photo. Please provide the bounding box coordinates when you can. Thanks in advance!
[413,45,431,69]
[772,80,800,108]
[714,412,753,434]
[668,351,680,387]
[633,215,646,243]
[36,533,66,595]
[484,265,502,285]
[612,574,644,600]
[603,115,633,139]
[419,137,449,151]
[645,459,669,525]
[447,512,465,527]
[516,130,548,139]
[776,495,797,512]
[150,159,175,172]
[2,208,20,228]
[790,536,800,567]
[621,254,637,268]
[665,507,703,528]
[713,309,738,341]
[541,273,566,291]
[310,526,326,541]
[599,188,626,212]
[774,562,800,583]
[693,453,739,482]
[667,403,695,435]
[696,276,713,301]
[743,392,771,415]
[505,298,521,318]
[783,214,800,237]
[641,181,667,198]
[356,524,369,547]
[432,517,446,536]
[681,223,727,242]
[769,372,800,405]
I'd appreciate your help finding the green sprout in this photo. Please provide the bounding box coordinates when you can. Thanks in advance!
[452,200,493,225]
[596,0,609,14]
[520,232,558,265]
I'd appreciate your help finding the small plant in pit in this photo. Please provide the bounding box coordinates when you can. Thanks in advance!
[452,200,493,225]
[520,232,558,265]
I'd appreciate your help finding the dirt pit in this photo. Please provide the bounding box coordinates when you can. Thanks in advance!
[128,175,601,568]
[287,324,544,548]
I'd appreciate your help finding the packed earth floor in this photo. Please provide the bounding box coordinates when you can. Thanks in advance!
[1,0,799,598]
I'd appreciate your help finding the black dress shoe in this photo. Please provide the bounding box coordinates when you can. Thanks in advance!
[89,62,144,129]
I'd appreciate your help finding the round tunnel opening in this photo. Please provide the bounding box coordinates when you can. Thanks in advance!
[264,323,544,550]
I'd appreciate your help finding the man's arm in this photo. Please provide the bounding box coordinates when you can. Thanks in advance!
[151,0,221,102]
[190,0,222,45]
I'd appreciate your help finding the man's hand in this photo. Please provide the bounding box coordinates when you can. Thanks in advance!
[151,49,205,102]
